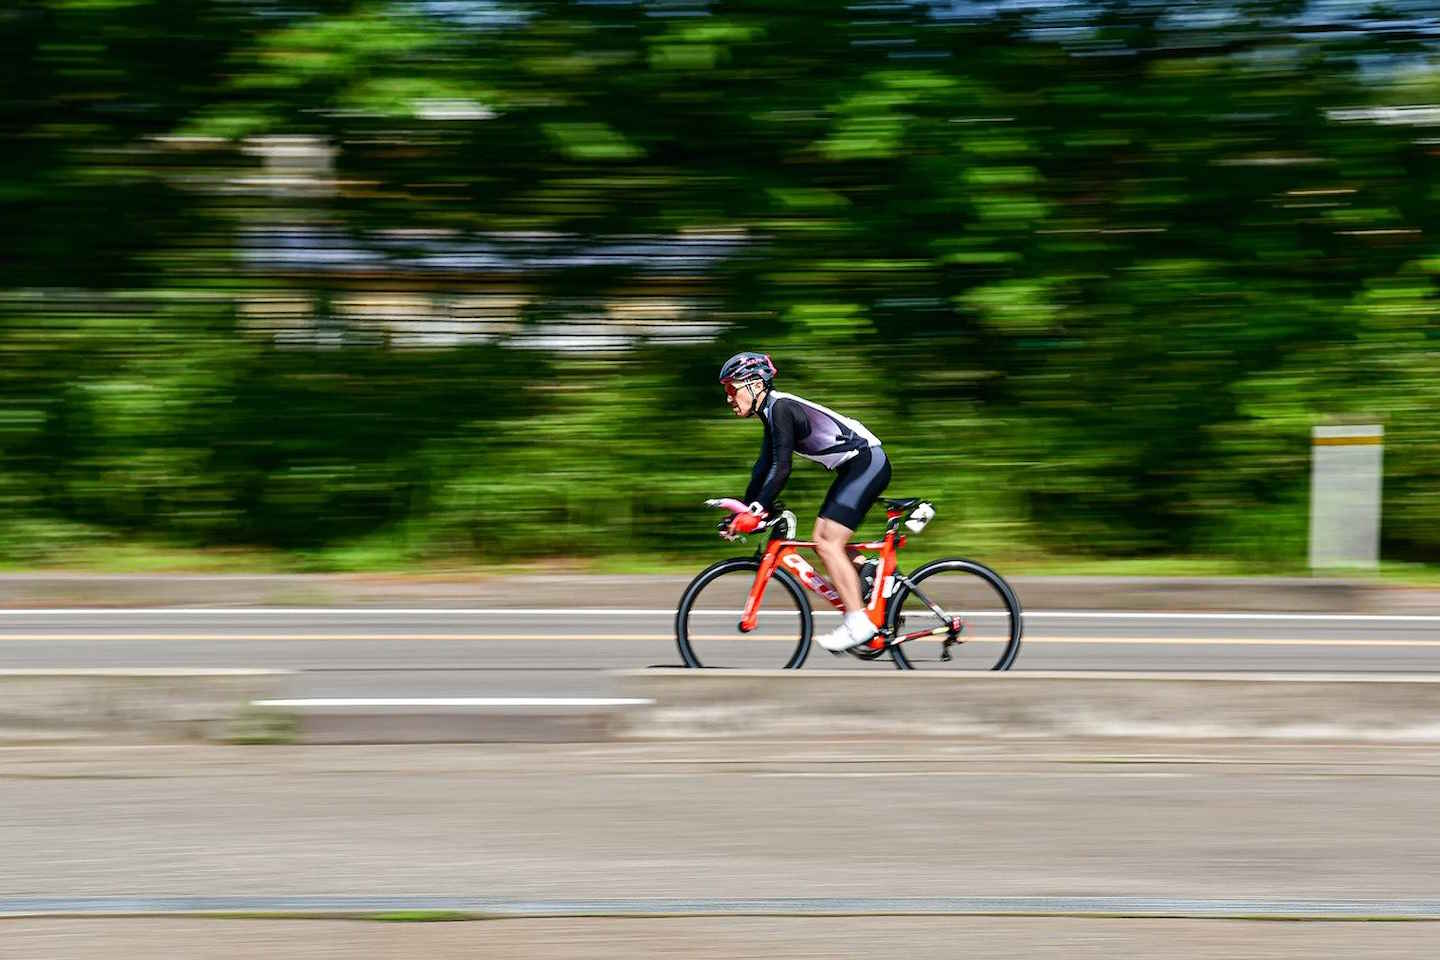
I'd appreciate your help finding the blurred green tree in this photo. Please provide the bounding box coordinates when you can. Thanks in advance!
[3,0,1439,568]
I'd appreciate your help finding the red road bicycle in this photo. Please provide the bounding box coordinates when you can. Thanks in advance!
[676,497,1023,670]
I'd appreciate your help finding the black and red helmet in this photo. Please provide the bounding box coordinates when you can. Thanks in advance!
[718,351,776,386]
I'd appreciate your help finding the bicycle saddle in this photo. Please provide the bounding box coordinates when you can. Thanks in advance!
[881,497,922,511]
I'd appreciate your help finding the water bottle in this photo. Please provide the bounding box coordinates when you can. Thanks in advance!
[905,502,935,533]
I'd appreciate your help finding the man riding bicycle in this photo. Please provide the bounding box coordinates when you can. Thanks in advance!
[718,351,892,653]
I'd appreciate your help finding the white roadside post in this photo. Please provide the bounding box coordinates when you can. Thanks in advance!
[1308,424,1383,569]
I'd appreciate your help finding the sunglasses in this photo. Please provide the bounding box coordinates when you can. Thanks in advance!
[723,380,761,401]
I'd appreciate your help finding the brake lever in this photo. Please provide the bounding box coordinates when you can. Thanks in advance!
[715,519,746,543]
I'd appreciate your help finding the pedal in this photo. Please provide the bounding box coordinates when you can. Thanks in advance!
[849,633,889,661]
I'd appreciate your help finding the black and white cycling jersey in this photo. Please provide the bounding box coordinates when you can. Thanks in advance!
[743,389,882,510]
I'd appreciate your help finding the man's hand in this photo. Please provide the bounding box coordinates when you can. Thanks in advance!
[723,510,765,540]
[709,498,767,540]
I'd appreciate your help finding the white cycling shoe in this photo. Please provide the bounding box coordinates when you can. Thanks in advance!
[818,611,879,653]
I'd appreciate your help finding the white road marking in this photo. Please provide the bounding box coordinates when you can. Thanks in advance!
[0,607,1439,622]
[1019,635,1440,647]
[706,771,1189,779]
[3,895,1437,920]
[251,697,653,708]
[603,772,1191,781]
[0,667,284,676]
[986,611,1440,622]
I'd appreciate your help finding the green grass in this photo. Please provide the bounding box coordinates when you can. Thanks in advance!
[223,710,300,745]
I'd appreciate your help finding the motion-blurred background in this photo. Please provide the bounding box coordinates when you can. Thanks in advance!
[4,0,1438,573]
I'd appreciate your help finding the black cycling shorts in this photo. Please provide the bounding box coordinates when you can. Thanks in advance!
[818,445,891,531]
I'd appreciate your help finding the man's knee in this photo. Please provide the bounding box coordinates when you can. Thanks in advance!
[814,519,849,552]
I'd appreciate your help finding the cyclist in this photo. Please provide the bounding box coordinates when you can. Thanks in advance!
[718,351,891,653]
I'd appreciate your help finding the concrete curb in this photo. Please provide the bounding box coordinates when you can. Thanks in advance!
[9,665,1437,746]
[0,669,294,744]
[615,670,1440,743]
[255,671,1440,745]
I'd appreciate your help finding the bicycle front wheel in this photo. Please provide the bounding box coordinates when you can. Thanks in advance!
[887,558,1022,671]
[676,558,813,668]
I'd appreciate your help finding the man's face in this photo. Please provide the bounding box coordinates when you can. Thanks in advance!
[725,379,761,417]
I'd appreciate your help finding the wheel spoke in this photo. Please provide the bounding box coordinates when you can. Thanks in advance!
[887,560,1021,671]
[676,561,812,669]
[897,577,952,624]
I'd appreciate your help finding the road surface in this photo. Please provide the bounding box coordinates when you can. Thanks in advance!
[0,608,1438,697]
[3,740,1439,901]
[4,914,1437,960]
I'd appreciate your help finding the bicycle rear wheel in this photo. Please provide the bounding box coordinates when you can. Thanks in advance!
[676,558,812,668]
[886,558,1022,671]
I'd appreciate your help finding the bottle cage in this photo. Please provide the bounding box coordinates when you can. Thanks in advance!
[775,509,798,540]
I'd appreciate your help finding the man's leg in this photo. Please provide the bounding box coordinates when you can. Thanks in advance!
[813,447,891,652]
[814,517,866,613]
[814,516,877,651]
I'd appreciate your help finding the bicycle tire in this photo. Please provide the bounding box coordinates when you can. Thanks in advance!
[886,558,1022,671]
[675,557,813,669]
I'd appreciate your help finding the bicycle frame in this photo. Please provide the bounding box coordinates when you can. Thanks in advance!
[738,506,964,649]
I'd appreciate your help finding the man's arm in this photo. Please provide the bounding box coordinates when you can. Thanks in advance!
[745,401,806,511]
[743,433,774,506]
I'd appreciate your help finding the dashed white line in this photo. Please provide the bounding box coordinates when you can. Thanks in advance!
[252,697,653,708]
[5,895,1436,919]
[745,771,1189,779]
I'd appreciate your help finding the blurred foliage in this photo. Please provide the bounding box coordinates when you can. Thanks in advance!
[3,0,1440,568]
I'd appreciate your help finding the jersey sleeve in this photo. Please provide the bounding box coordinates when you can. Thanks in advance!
[743,435,774,506]
[744,399,808,510]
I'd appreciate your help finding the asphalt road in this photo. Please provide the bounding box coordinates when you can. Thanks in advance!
[9,916,1438,960]
[6,741,1439,958]
[1,608,1439,697]
[4,740,1440,900]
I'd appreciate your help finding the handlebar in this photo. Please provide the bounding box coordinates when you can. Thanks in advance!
[707,499,795,542]
[706,497,931,541]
